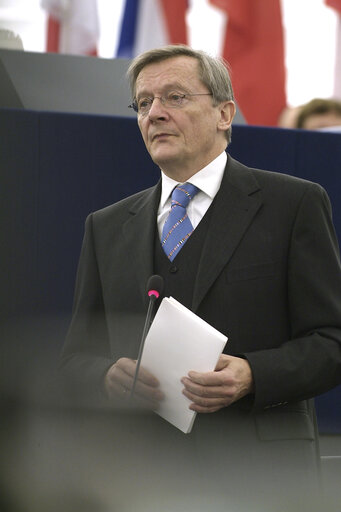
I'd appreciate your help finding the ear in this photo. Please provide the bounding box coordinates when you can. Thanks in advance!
[217,101,236,132]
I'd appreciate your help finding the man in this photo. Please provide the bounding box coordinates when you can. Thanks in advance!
[61,45,341,510]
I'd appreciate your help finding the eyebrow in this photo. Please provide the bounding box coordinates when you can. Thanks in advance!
[136,82,190,99]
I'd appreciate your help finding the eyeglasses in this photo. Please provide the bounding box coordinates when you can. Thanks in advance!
[128,92,213,116]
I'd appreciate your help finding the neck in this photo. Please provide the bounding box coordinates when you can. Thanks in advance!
[160,146,227,183]
[161,168,199,183]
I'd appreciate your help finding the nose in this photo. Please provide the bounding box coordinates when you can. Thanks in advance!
[148,97,168,121]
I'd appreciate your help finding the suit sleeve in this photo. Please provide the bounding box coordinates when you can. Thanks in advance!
[244,183,341,411]
[60,214,113,398]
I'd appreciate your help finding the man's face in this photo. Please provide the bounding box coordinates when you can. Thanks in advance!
[135,56,234,180]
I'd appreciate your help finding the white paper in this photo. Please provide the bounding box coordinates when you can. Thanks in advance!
[140,297,228,433]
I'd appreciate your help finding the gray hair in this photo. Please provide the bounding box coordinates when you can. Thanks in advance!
[127,44,234,143]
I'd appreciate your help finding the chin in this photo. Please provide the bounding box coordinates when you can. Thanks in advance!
[150,149,179,167]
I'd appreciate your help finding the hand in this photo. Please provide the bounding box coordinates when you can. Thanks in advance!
[181,354,254,413]
[104,357,164,409]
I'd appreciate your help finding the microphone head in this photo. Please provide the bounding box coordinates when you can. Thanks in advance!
[146,275,164,299]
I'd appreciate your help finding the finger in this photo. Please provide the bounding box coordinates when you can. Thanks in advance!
[136,365,161,387]
[184,370,224,386]
[114,358,160,389]
[108,380,129,395]
[107,376,163,409]
[182,387,230,407]
[109,367,163,404]
[104,375,130,402]
[182,389,232,414]
[189,403,222,413]
[181,377,225,398]
[107,363,133,390]
[115,357,137,378]
[117,358,160,387]
[133,379,164,402]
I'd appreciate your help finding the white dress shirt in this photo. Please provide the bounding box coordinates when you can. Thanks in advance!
[157,151,227,239]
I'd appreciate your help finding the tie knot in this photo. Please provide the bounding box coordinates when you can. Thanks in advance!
[171,182,199,209]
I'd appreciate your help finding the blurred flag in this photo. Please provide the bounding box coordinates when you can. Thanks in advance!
[325,0,341,10]
[210,0,286,126]
[117,0,188,58]
[41,0,99,55]
[325,0,341,98]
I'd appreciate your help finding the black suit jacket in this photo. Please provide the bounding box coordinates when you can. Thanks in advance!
[61,155,341,450]
[60,153,341,510]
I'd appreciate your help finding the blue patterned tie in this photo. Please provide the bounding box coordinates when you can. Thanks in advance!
[161,183,199,261]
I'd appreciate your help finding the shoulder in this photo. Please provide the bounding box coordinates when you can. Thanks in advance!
[80,184,159,243]
[84,184,158,227]
[95,186,156,218]
[227,155,327,200]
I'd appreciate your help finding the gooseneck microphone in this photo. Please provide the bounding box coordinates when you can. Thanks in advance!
[130,275,164,400]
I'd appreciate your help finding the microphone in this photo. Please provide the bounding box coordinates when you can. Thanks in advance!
[146,274,164,302]
[130,275,164,400]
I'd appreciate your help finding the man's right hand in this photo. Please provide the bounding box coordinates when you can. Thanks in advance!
[104,357,164,409]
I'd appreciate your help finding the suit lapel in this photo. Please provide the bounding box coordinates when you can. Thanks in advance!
[122,182,161,306]
[192,157,263,311]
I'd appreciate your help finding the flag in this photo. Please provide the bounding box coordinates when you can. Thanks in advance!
[117,0,188,58]
[41,0,99,56]
[325,0,341,98]
[210,0,286,126]
[325,0,341,11]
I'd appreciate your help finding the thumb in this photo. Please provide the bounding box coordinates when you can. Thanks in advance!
[215,354,232,371]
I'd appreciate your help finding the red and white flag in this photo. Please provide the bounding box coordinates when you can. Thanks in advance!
[325,0,341,98]
[41,0,99,56]
[210,0,286,126]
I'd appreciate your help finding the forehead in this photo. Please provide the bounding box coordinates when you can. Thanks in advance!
[305,111,341,130]
[135,56,202,95]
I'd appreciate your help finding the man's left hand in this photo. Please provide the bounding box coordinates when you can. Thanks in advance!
[181,354,254,413]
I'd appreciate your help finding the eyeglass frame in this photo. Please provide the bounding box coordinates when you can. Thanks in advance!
[128,92,213,116]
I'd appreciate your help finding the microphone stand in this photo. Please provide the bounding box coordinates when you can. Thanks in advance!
[130,293,157,401]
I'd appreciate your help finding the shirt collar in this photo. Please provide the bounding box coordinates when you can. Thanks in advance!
[159,151,227,209]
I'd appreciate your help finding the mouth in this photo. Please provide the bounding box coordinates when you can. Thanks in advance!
[151,133,173,142]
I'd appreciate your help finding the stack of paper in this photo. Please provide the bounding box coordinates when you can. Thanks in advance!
[140,297,228,433]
